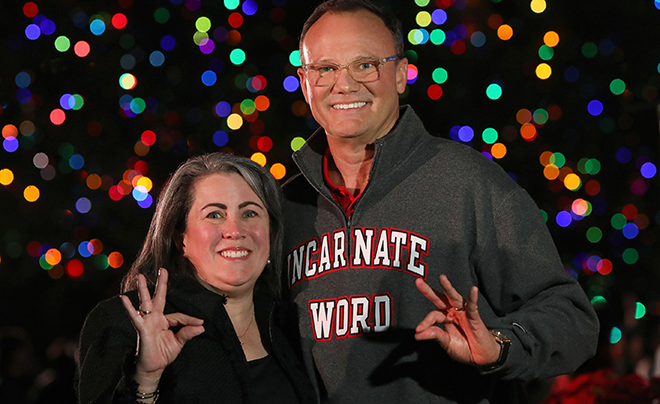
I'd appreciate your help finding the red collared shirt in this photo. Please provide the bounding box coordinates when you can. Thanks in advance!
[323,148,364,219]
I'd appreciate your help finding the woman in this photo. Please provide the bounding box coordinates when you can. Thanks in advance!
[77,153,316,404]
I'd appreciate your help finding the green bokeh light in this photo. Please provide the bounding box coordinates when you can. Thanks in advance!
[430,29,446,45]
[610,213,626,230]
[230,48,246,65]
[486,83,502,100]
[432,68,448,84]
[635,302,646,319]
[154,8,170,24]
[482,128,498,144]
[224,0,240,10]
[291,137,306,151]
[582,42,598,58]
[549,152,566,168]
[533,109,548,125]
[289,50,301,67]
[586,227,602,243]
[622,248,639,264]
[610,78,626,95]
[54,36,70,52]
[538,45,554,61]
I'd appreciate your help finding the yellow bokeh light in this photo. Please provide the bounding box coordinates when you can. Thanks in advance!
[491,143,507,159]
[251,152,267,167]
[543,164,560,180]
[497,24,513,41]
[227,113,244,130]
[536,63,552,80]
[193,31,209,45]
[530,0,547,14]
[119,73,137,90]
[86,173,102,190]
[270,163,286,180]
[544,31,560,47]
[564,173,582,190]
[24,185,40,202]
[196,16,211,32]
[136,176,153,192]
[0,168,14,185]
[45,248,62,266]
[415,11,432,28]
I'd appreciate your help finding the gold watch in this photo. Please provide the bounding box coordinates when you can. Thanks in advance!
[479,329,511,371]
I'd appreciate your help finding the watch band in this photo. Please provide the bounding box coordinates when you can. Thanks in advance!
[479,329,511,372]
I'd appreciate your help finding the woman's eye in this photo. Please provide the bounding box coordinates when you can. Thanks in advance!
[206,211,223,219]
[243,210,258,218]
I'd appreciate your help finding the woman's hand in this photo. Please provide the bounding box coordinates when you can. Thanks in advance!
[120,268,205,389]
[414,275,500,367]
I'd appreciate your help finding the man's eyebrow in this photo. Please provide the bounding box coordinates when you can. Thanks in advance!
[308,55,377,64]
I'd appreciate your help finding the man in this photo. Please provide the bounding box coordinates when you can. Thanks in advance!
[282,1,599,402]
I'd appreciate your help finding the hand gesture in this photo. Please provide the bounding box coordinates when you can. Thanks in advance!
[120,268,205,386]
[414,275,500,367]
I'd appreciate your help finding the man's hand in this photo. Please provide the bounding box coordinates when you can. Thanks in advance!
[414,275,501,367]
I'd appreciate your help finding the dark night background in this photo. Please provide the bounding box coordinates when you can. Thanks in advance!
[1,0,659,401]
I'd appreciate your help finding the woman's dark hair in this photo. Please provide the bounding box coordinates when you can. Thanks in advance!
[299,0,404,62]
[121,152,284,298]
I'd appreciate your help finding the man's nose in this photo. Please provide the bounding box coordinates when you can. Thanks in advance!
[332,67,360,92]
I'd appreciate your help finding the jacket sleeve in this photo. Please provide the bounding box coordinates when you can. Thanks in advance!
[77,295,141,404]
[475,187,599,381]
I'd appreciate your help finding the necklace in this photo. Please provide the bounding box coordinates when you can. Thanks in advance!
[237,314,254,346]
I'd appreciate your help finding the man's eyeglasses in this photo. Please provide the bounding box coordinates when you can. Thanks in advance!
[302,55,399,87]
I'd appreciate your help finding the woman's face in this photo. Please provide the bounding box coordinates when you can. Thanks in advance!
[181,172,270,297]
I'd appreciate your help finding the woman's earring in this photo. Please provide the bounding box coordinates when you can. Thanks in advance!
[267,257,271,266]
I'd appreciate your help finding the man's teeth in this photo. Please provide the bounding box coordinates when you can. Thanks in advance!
[221,250,249,258]
[333,102,366,110]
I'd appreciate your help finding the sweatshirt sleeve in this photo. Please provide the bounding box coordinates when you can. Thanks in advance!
[77,295,141,404]
[475,187,599,381]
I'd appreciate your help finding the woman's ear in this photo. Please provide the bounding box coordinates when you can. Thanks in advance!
[174,232,185,252]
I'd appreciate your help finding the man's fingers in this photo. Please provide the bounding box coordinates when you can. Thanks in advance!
[439,275,466,310]
[415,278,450,310]
[415,319,449,347]
[416,310,447,332]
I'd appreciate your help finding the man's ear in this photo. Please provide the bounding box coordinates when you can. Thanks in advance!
[298,67,310,104]
[396,57,408,95]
